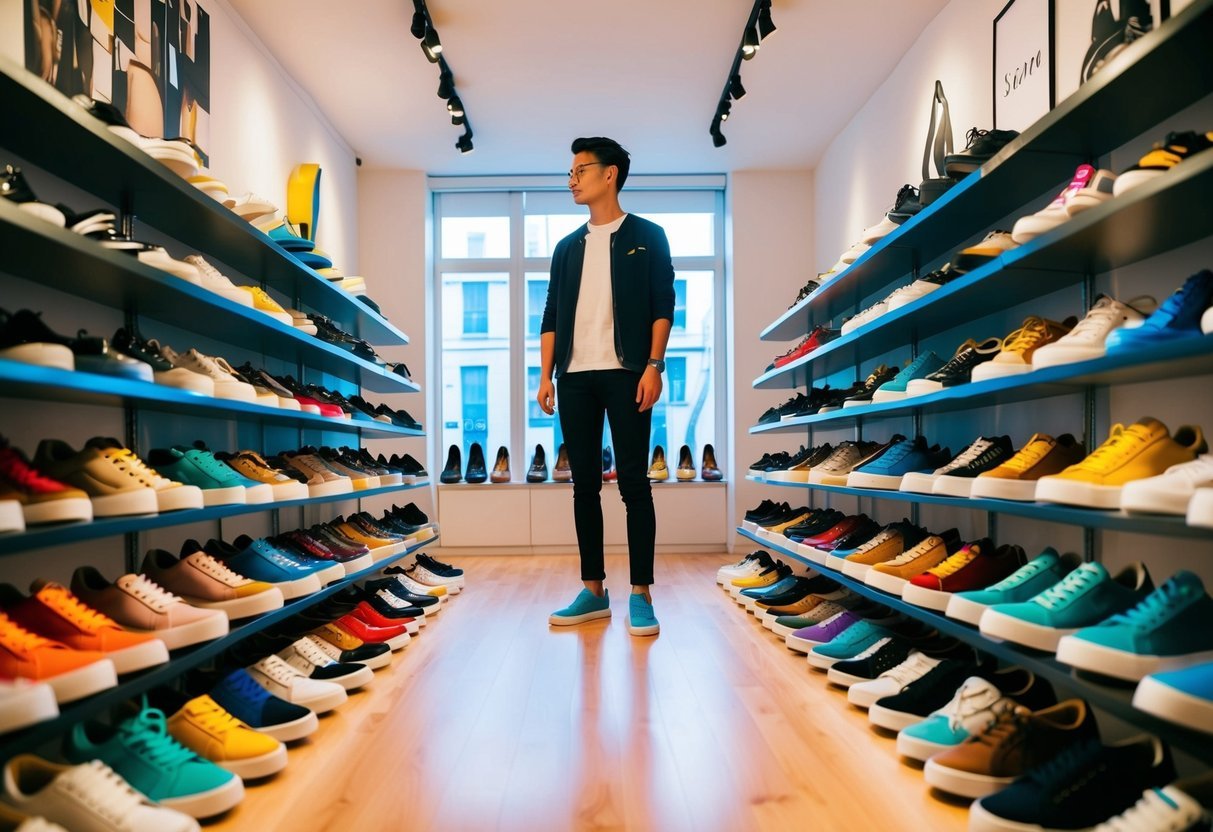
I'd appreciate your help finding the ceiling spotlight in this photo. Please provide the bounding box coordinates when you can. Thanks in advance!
[421,25,442,62]
[720,102,731,122]
[446,95,464,118]
[451,113,465,126]
[410,10,426,39]
[741,25,760,59]
[710,122,727,147]
[456,129,474,154]
[729,74,746,100]
[437,70,454,99]
[758,1,776,40]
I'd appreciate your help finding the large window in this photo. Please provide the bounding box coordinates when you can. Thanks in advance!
[434,185,724,481]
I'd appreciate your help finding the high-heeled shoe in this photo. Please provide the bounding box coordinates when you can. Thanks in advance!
[490,446,511,483]
[701,443,723,481]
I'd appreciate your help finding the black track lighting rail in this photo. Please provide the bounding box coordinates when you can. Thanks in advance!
[409,0,474,154]
[711,0,775,147]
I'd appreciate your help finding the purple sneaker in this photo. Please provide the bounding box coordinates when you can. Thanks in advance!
[785,609,863,654]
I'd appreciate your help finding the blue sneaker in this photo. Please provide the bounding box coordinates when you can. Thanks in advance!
[1056,571,1213,681]
[208,668,319,742]
[945,548,1076,626]
[807,620,894,669]
[979,562,1154,652]
[198,537,329,599]
[1105,270,1213,354]
[627,593,660,636]
[1134,660,1213,734]
[549,588,610,626]
[738,574,800,602]
[846,436,952,490]
[871,352,945,403]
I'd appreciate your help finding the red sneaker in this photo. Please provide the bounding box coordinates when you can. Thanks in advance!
[0,440,93,525]
[903,542,1028,611]
[773,326,838,369]
[798,515,869,549]
[350,600,418,633]
[334,613,410,651]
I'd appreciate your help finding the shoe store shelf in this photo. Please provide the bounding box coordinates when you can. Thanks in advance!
[742,474,1211,540]
[759,0,1213,343]
[750,334,1213,432]
[0,360,424,440]
[0,203,419,395]
[0,482,431,557]
[0,533,440,764]
[0,55,407,349]
[733,526,1213,765]
[753,150,1213,390]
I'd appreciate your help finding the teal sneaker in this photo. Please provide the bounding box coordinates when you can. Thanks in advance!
[627,593,660,636]
[806,620,893,670]
[549,588,610,626]
[147,444,272,506]
[979,562,1153,652]
[945,548,1075,626]
[64,704,244,819]
[1056,571,1213,681]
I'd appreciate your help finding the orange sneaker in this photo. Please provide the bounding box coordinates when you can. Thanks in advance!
[0,612,116,703]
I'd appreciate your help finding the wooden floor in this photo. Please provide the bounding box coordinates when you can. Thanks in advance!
[210,554,970,832]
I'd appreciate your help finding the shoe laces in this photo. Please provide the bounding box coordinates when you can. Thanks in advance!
[1075,423,1151,473]
[942,678,1013,732]
[0,447,64,492]
[881,651,937,686]
[36,584,120,631]
[224,668,269,701]
[962,127,990,149]
[1098,788,1181,831]
[1103,575,1190,631]
[184,447,241,480]
[67,760,147,822]
[305,634,341,659]
[928,545,979,579]
[989,556,1052,591]
[245,286,281,308]
[1033,564,1102,611]
[938,340,980,372]
[119,707,199,768]
[118,574,181,612]
[291,454,335,476]
[1066,296,1126,342]
[256,654,305,684]
[941,438,995,471]
[288,637,336,668]
[999,317,1053,353]
[973,705,1032,748]
[253,540,307,570]
[0,612,59,651]
[102,447,170,487]
[376,588,408,609]
[188,551,250,586]
[880,535,937,568]
[186,695,246,734]
[998,436,1055,474]
[852,529,897,555]
[872,439,914,467]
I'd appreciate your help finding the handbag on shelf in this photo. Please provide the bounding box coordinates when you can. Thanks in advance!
[918,80,956,207]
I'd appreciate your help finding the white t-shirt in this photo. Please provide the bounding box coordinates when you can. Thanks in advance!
[566,214,627,373]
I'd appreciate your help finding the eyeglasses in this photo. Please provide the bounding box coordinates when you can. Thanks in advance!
[567,162,604,182]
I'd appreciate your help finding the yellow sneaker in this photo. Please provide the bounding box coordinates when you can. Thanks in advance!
[1036,418,1206,509]
[971,317,1077,382]
[763,509,810,534]
[863,530,963,595]
[971,433,1086,501]
[832,525,910,576]
[730,564,789,591]
[236,286,293,327]
[334,522,397,551]
[167,695,287,779]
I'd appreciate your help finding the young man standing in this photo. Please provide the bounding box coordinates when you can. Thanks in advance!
[537,137,675,636]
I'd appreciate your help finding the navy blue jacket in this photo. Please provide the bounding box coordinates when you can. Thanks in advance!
[540,214,676,379]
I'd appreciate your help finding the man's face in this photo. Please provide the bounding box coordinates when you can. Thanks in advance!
[568,151,614,204]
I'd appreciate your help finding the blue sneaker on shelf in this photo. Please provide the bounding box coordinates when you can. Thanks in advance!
[208,668,319,743]
[871,352,945,403]
[549,588,610,626]
[945,547,1077,626]
[1134,661,1213,735]
[627,593,660,636]
[846,436,952,490]
[1105,270,1213,354]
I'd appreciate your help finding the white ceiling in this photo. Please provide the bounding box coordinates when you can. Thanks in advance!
[227,0,949,176]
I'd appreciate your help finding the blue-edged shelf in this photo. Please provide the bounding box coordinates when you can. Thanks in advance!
[734,526,1213,765]
[0,202,418,395]
[0,482,431,557]
[0,55,406,348]
[0,533,440,762]
[742,476,1212,540]
[0,360,425,439]
[759,0,1213,343]
[754,147,1213,390]
[751,333,1213,431]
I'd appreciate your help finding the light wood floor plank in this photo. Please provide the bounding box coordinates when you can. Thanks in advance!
[208,554,968,832]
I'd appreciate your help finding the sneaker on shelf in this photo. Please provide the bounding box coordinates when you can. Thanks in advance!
[1035,418,1206,509]
[809,441,884,485]
[970,316,1078,381]
[193,538,322,601]
[903,543,1027,611]
[838,241,870,265]
[1032,295,1157,368]
[245,654,347,714]
[839,301,889,336]
[235,286,292,326]
[970,433,1086,502]
[222,192,278,221]
[841,365,898,408]
[176,255,255,307]
[884,264,962,312]
[1,582,168,674]
[1105,270,1213,355]
[214,450,309,502]
[157,346,259,403]
[846,649,946,709]
[1056,571,1213,681]
[64,705,243,819]
[900,436,1011,495]
[274,636,374,692]
[160,692,287,780]
[884,183,922,224]
[1011,164,1099,242]
[3,754,200,832]
[275,451,354,498]
[0,165,66,225]
[69,568,229,651]
[951,229,1018,273]
[206,667,318,742]
[785,277,821,309]
[109,328,212,394]
[946,547,1078,626]
[856,527,960,590]
[140,548,284,620]
[1092,771,1213,831]
[0,308,76,371]
[0,438,93,525]
[304,623,393,670]
[0,612,117,703]
[223,534,343,587]
[146,444,267,507]
[904,336,1001,395]
[871,352,945,403]
[1114,130,1213,195]
[979,561,1154,652]
[232,366,302,410]
[1133,661,1213,736]
[0,678,58,735]
[944,128,1020,178]
[867,655,991,732]
[847,436,952,490]
[32,439,163,517]
[1121,454,1213,516]
[924,699,1099,799]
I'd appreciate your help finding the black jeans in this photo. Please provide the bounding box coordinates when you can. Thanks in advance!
[557,370,655,586]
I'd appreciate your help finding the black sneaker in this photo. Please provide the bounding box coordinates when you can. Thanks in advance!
[914,337,1002,390]
[363,577,440,610]
[758,451,793,474]
[527,444,549,482]
[465,442,488,483]
[440,445,462,483]
[828,636,967,688]
[373,403,422,430]
[886,184,922,224]
[750,502,791,525]
[842,364,898,408]
[791,386,836,417]
[944,128,1020,178]
[932,436,1016,485]
[783,509,848,540]
[744,500,778,523]
[816,382,865,414]
[868,656,989,731]
[393,503,433,528]
[757,505,810,530]
[787,278,821,309]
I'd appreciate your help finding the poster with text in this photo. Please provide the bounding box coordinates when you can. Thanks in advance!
[993,0,1056,131]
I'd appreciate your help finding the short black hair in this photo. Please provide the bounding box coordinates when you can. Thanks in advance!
[571,136,630,191]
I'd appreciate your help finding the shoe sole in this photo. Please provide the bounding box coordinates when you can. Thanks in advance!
[944,595,989,626]
[107,639,170,674]
[1121,482,1196,516]
[199,485,248,507]
[923,759,1012,799]
[1188,488,1213,528]
[897,731,956,763]
[1034,477,1123,509]
[1133,674,1213,734]
[1055,636,1213,682]
[307,479,354,498]
[847,682,896,709]
[845,471,906,490]
[0,682,58,733]
[0,500,24,533]
[627,617,659,636]
[868,703,926,733]
[549,609,611,626]
[899,473,939,494]
[155,369,215,395]
[1112,168,1163,196]
[190,587,285,619]
[932,476,978,497]
[217,744,288,780]
[292,684,348,714]
[134,611,229,651]
[156,485,204,512]
[0,343,75,371]
[43,658,118,703]
[159,774,245,819]
[900,584,954,611]
[266,574,323,601]
[21,497,93,525]
[90,488,160,517]
[862,569,909,595]
[979,607,1075,652]
[252,709,320,742]
[969,478,1039,502]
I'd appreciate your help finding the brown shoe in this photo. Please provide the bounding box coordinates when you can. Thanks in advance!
[553,443,572,482]
[490,446,511,483]
[923,699,1099,798]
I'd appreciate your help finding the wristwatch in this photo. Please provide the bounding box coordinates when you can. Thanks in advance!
[647,359,666,373]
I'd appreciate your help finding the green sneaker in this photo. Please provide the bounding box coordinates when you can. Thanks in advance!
[627,593,660,636]
[549,588,610,626]
[64,704,244,819]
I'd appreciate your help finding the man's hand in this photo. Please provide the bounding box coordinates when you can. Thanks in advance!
[537,376,556,415]
[636,367,662,412]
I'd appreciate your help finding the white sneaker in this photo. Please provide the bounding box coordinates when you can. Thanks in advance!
[408,564,463,593]
[180,256,255,307]
[847,651,942,709]
[895,676,1019,761]
[840,299,889,336]
[247,655,347,714]
[1122,455,1213,516]
[1031,295,1156,368]
[222,193,278,221]
[860,216,900,244]
[288,309,318,335]
[0,679,57,734]
[1202,304,1213,335]
[1012,164,1100,243]
[158,347,258,403]
[1064,168,1117,215]
[138,339,215,396]
[3,755,200,832]
[133,248,206,283]
[0,499,25,534]
[839,241,870,264]
[278,638,374,691]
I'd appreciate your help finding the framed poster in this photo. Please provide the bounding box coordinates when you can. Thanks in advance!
[993,0,1056,131]
[1054,0,1164,104]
